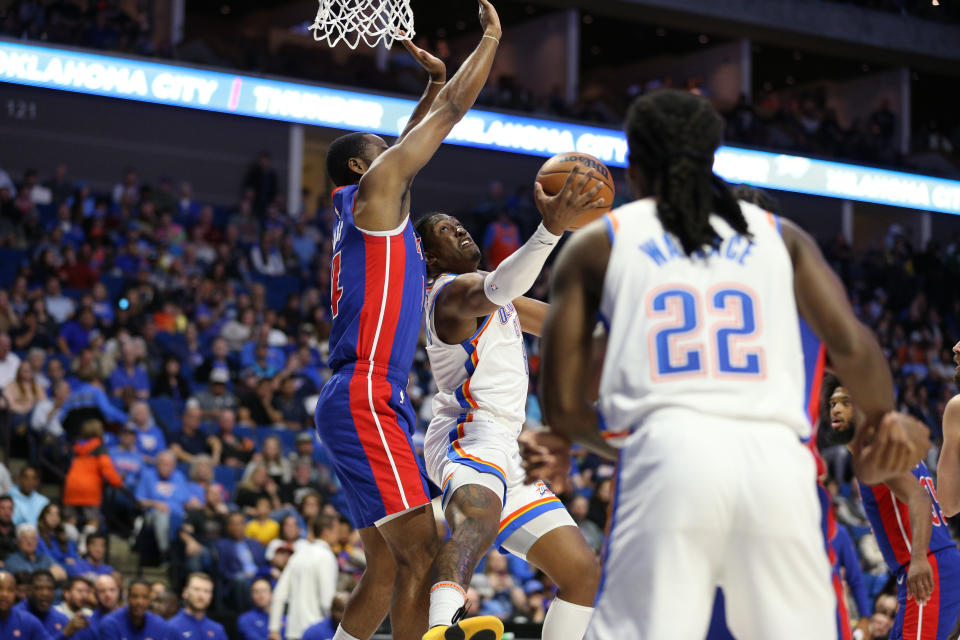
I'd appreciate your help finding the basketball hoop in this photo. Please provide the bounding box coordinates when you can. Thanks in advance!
[308,0,415,50]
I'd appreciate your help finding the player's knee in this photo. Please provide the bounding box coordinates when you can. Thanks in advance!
[454,514,499,550]
[393,536,438,571]
[557,548,602,595]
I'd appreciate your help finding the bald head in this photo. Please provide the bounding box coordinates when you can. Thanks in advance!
[0,571,15,612]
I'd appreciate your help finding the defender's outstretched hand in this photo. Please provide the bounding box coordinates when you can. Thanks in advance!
[478,0,502,39]
[400,34,445,82]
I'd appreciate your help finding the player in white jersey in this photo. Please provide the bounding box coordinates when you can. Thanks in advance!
[521,89,931,640]
[413,167,604,640]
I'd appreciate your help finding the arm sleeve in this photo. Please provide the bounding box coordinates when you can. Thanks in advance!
[269,562,292,632]
[482,224,561,307]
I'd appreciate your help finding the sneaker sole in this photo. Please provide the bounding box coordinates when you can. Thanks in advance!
[444,630,499,640]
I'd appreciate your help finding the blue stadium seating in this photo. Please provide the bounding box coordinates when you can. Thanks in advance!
[256,426,295,452]
[0,249,28,288]
[148,396,183,435]
[214,465,243,496]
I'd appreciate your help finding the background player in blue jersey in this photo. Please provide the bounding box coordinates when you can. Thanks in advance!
[314,3,504,640]
[168,573,227,640]
[0,571,49,640]
[823,375,960,640]
[99,579,173,640]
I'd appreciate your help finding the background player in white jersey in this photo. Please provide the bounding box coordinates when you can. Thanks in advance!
[413,167,605,640]
[522,89,931,640]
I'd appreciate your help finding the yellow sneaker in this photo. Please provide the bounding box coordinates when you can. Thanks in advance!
[421,615,504,640]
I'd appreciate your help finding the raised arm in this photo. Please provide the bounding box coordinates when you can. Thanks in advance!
[781,218,928,483]
[396,38,446,143]
[357,0,501,222]
[538,221,616,460]
[937,395,960,516]
[885,473,935,605]
[431,169,604,344]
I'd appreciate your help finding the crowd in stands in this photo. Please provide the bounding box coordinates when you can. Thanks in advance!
[0,131,958,637]
[5,1,960,177]
[0,0,154,56]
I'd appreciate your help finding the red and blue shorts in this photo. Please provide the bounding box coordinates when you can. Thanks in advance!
[892,547,960,640]
[314,364,438,529]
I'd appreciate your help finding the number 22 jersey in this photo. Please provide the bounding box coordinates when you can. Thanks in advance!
[597,199,808,445]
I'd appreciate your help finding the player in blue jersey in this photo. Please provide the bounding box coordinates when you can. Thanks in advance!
[168,573,227,640]
[314,3,503,640]
[823,375,960,640]
[0,572,49,640]
[99,580,173,640]
[15,570,91,639]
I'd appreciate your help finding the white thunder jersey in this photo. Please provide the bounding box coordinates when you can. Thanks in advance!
[598,199,808,446]
[425,273,529,429]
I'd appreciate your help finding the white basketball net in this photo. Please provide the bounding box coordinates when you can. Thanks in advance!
[308,0,415,49]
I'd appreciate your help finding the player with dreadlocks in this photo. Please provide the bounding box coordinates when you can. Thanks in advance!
[521,89,931,639]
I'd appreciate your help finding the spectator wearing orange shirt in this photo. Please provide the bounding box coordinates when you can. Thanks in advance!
[63,419,124,528]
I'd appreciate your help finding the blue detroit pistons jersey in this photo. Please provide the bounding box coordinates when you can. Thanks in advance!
[327,184,426,378]
[859,462,954,574]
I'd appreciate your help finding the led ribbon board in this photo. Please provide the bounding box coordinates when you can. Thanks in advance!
[2,39,960,215]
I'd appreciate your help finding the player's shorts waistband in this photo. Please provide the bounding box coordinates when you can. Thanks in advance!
[333,361,409,384]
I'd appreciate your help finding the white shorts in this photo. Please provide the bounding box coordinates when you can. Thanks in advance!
[424,412,575,560]
[588,412,835,640]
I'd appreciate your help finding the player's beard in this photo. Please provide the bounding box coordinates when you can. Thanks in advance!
[954,362,960,387]
[822,423,856,447]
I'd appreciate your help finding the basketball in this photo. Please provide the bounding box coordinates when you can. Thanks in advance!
[536,152,616,231]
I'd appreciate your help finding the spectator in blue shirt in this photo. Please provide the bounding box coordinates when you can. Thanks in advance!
[135,451,193,559]
[67,533,114,579]
[299,593,347,640]
[214,512,268,612]
[168,573,228,640]
[0,571,49,640]
[5,526,64,583]
[99,579,172,640]
[56,308,96,358]
[109,341,149,400]
[35,504,79,569]
[127,401,165,465]
[109,424,144,490]
[9,468,48,528]
[242,338,285,379]
[58,375,128,435]
[16,570,90,638]
[238,578,275,640]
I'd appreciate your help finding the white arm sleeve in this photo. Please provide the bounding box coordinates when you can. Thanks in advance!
[483,223,561,306]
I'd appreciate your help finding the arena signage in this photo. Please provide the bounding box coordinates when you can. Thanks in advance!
[2,39,960,215]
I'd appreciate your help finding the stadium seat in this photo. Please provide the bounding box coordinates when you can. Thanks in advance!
[214,465,243,496]
[0,249,28,288]
[256,426,295,452]
[149,396,183,435]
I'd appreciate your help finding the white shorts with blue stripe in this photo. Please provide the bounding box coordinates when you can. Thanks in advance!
[423,411,575,560]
